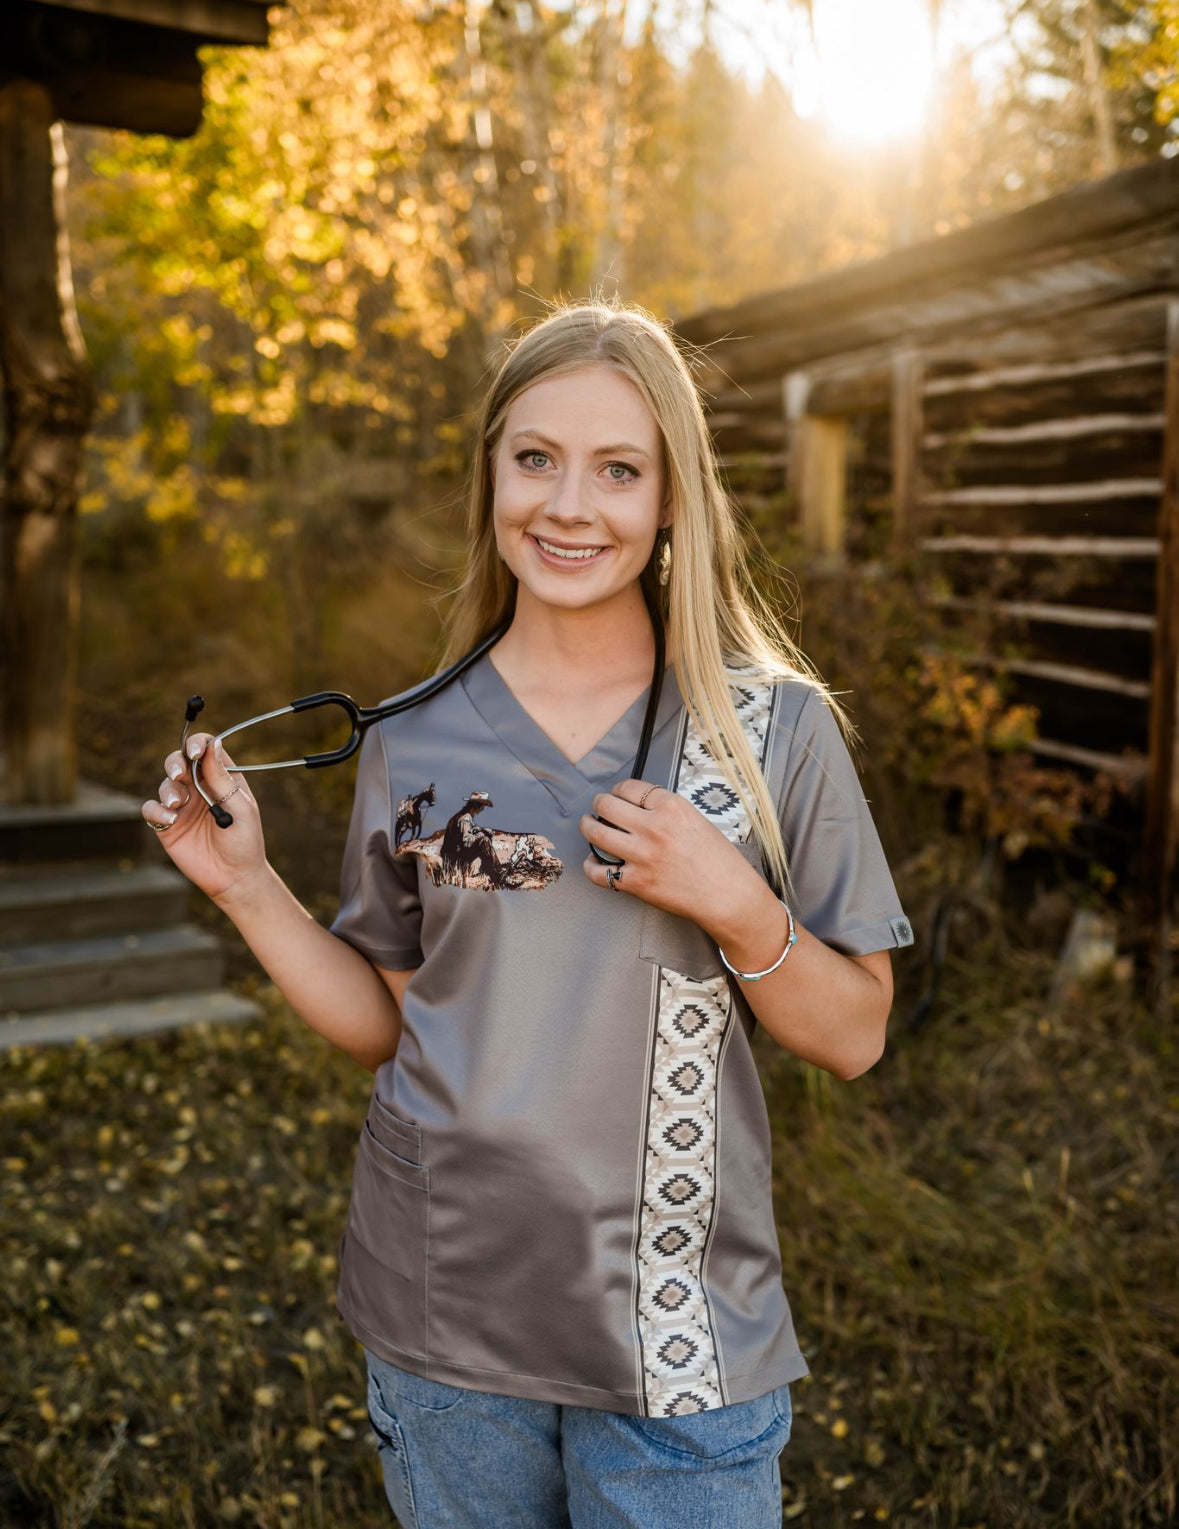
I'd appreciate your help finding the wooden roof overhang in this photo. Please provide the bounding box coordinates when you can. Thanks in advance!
[675,153,1179,412]
[0,0,277,136]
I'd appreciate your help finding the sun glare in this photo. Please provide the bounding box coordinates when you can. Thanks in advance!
[789,0,937,146]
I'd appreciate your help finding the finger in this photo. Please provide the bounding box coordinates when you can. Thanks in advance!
[578,811,632,858]
[582,853,628,892]
[157,776,191,811]
[589,790,648,830]
[188,733,239,800]
[582,853,610,887]
[142,801,177,833]
[163,749,191,784]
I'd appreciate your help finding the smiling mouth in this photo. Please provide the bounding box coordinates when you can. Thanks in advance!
[528,534,610,564]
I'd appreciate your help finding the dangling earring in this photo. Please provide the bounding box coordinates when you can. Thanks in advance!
[657,528,672,587]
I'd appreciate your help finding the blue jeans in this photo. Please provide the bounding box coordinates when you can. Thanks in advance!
[364,1347,792,1528]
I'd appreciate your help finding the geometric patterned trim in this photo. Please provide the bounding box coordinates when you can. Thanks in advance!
[634,669,777,1416]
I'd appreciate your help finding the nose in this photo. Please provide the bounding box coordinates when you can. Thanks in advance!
[544,463,595,524]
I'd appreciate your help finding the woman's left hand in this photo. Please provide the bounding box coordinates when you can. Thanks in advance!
[579,778,764,928]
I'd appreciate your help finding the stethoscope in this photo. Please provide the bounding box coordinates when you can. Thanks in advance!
[182,582,667,870]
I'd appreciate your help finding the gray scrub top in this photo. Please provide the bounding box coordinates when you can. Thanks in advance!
[329,649,915,1417]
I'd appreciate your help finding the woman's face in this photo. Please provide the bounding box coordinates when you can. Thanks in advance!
[489,365,670,616]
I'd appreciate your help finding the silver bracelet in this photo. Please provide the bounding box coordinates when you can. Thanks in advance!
[718,899,797,981]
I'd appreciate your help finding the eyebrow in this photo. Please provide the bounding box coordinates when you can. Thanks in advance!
[510,429,651,461]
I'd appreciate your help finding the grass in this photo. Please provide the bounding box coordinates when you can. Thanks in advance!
[2,931,1173,1527]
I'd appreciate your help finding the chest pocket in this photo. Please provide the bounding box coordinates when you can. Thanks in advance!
[637,840,766,981]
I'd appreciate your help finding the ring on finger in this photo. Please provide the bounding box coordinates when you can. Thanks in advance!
[638,785,660,809]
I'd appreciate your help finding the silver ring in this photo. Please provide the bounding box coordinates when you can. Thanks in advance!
[606,865,623,891]
[214,783,242,805]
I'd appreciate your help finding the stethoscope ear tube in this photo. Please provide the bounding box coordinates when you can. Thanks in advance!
[182,617,515,828]
[180,592,666,839]
[588,581,666,868]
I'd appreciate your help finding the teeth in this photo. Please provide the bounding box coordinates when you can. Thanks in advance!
[536,538,604,560]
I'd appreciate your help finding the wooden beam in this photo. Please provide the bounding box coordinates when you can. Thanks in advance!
[928,593,1155,632]
[919,644,1150,698]
[677,154,1179,356]
[997,658,1150,700]
[0,81,94,805]
[921,478,1163,506]
[1027,737,1147,781]
[33,0,273,45]
[924,349,1167,397]
[924,413,1166,449]
[891,347,922,556]
[1144,300,1179,997]
[920,535,1159,556]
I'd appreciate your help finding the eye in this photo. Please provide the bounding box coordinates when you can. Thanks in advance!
[513,450,640,482]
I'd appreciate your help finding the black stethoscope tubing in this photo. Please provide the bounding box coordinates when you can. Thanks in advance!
[184,586,667,870]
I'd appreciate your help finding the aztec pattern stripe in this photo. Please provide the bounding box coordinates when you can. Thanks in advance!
[635,671,777,1416]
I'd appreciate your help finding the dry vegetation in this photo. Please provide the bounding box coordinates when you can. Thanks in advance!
[2,923,1173,1527]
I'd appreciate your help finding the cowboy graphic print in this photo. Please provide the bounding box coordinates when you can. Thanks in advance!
[395,785,563,892]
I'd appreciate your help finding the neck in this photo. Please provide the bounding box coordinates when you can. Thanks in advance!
[493,583,665,692]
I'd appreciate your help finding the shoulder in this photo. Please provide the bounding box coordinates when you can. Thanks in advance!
[719,655,828,739]
[370,658,475,739]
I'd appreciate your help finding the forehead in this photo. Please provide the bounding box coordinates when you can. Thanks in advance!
[502,366,659,449]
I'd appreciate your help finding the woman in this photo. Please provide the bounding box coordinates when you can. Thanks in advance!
[144,297,915,1528]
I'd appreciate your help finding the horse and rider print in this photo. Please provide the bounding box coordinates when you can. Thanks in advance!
[394,785,564,892]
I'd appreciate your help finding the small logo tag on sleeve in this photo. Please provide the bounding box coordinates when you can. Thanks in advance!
[890,915,915,947]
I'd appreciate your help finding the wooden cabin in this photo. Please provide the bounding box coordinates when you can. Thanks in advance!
[0,1,282,1047]
[675,155,1179,961]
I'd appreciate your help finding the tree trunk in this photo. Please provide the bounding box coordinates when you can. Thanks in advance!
[0,83,95,806]
[1079,0,1118,177]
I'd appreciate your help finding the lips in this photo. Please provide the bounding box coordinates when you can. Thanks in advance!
[528,533,611,568]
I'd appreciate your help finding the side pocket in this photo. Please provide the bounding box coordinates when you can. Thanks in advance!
[339,1124,430,1359]
[638,902,724,980]
[637,840,767,981]
[630,1387,789,1462]
[365,1362,420,1528]
[367,1089,423,1166]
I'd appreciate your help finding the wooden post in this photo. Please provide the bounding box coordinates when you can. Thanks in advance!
[1144,300,1179,1007]
[782,369,809,514]
[891,346,923,558]
[783,370,847,560]
[0,80,94,806]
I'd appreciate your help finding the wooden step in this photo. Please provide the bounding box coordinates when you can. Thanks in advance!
[0,989,263,1050]
[0,860,192,944]
[0,926,224,1014]
[0,779,153,864]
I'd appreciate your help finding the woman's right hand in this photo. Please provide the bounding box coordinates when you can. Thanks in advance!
[141,733,269,906]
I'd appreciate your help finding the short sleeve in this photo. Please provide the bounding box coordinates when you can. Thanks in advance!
[775,687,915,957]
[328,722,424,970]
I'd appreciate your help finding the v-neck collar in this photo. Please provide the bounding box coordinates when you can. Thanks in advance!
[459,651,685,814]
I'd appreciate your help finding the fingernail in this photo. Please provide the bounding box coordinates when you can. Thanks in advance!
[163,790,179,808]
[168,762,183,780]
[214,738,223,761]
[162,811,177,825]
[188,740,201,759]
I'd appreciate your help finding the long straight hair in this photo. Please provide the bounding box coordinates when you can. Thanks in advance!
[436,295,855,906]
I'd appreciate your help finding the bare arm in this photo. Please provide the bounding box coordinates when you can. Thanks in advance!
[215,866,413,1074]
[142,729,414,1074]
[703,879,893,1080]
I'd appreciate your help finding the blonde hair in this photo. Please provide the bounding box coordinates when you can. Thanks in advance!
[436,293,856,907]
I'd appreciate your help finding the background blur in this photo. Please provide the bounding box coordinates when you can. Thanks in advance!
[2,2,1176,1525]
